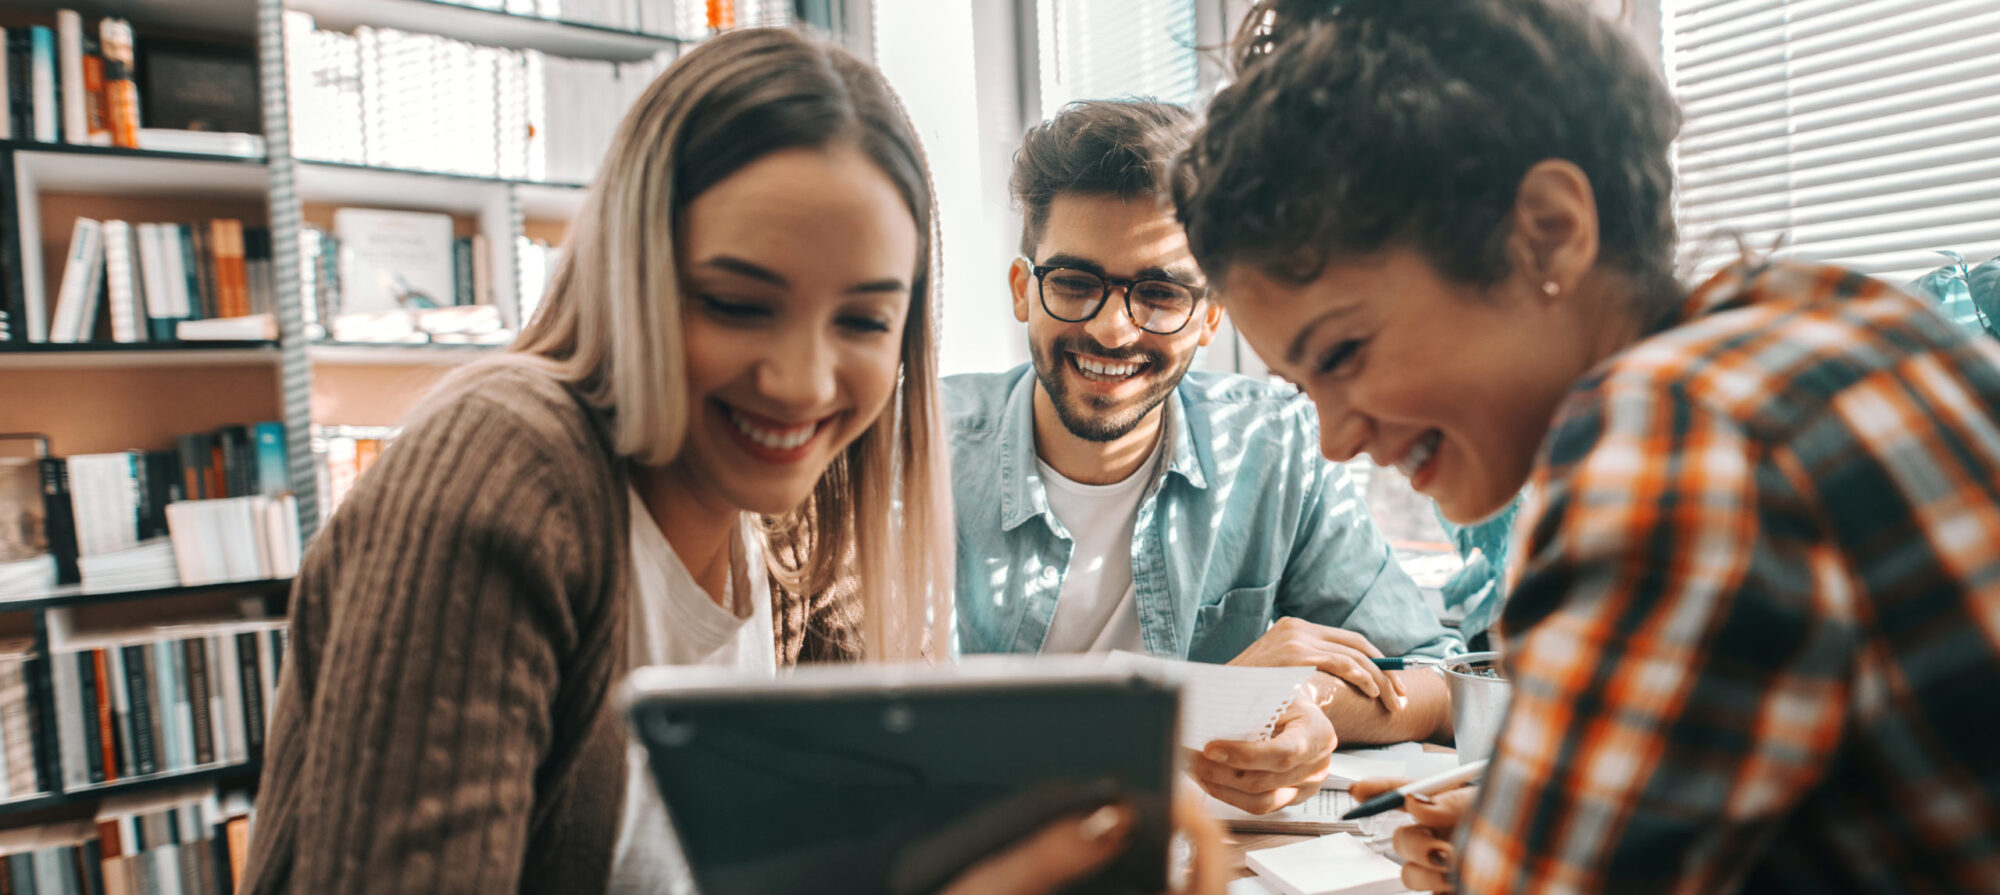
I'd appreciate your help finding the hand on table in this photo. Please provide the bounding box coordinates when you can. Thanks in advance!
[1187,690,1334,814]
[937,789,1228,895]
[1228,618,1406,712]
[1347,777,1477,893]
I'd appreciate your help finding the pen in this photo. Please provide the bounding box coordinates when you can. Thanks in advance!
[1340,759,1488,820]
[1368,656,1439,671]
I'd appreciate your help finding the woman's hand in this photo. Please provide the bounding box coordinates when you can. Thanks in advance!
[1229,617,1406,710]
[1346,777,1477,893]
[1187,691,1334,813]
[938,790,1228,895]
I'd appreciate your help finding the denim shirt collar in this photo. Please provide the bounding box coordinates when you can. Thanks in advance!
[996,372,1210,533]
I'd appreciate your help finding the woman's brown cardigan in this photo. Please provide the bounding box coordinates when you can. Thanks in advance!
[241,364,861,894]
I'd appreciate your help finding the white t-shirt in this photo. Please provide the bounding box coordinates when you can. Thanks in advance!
[608,487,775,895]
[1035,443,1162,654]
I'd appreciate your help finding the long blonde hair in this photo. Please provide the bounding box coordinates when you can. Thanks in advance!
[475,28,953,661]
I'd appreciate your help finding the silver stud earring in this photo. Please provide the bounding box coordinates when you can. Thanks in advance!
[1542,281,1561,297]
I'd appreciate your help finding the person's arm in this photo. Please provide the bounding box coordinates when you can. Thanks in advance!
[1311,667,1450,746]
[243,393,614,894]
[1458,385,1844,894]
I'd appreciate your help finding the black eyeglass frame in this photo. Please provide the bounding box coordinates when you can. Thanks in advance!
[1025,260,1208,336]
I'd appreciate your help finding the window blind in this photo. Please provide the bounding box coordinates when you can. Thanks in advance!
[1665,0,2000,299]
[1035,0,1200,118]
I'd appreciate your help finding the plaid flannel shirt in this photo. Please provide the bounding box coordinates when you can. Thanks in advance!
[1461,261,2000,894]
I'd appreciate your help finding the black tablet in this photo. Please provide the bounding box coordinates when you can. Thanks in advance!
[625,658,1181,895]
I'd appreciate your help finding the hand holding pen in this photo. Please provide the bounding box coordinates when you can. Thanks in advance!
[1346,761,1487,894]
[1226,618,1407,711]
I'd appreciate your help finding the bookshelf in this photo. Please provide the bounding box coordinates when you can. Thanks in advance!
[0,0,820,883]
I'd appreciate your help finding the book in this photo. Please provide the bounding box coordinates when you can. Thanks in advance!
[50,217,105,342]
[252,423,289,497]
[333,208,455,313]
[38,457,81,585]
[176,313,275,341]
[83,35,108,144]
[30,25,58,143]
[0,28,9,141]
[57,9,85,145]
[103,220,149,343]
[97,18,139,149]
[1245,834,1405,895]
[133,128,265,157]
[1110,651,1313,750]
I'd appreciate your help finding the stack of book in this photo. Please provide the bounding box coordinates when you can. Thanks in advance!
[0,11,261,154]
[12,422,295,596]
[49,620,286,789]
[0,785,254,895]
[37,217,276,345]
[0,641,49,800]
[283,12,670,184]
[312,426,398,523]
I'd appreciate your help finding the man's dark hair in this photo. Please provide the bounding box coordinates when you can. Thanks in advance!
[1176,0,1683,316]
[1012,99,1197,256]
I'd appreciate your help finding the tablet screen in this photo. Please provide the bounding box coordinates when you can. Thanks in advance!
[631,676,1178,895]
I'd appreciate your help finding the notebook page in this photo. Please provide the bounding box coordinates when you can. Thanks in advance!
[1109,652,1314,749]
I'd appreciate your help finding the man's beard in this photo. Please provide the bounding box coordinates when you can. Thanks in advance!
[1030,335,1192,443]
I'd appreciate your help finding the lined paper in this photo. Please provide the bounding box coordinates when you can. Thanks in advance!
[1109,652,1314,749]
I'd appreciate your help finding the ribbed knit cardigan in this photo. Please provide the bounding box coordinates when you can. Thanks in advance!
[241,363,862,894]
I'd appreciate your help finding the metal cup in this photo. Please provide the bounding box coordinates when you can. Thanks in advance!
[1440,651,1511,764]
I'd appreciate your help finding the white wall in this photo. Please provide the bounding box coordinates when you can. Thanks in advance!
[873,0,1034,378]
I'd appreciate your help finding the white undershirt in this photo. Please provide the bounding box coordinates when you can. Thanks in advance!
[1035,443,1161,654]
[608,487,775,895]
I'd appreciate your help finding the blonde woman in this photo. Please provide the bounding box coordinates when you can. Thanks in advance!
[240,28,961,894]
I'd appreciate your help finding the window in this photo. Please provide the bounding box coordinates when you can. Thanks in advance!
[1034,0,1202,116]
[1664,0,2000,293]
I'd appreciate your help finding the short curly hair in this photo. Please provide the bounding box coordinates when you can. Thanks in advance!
[1176,0,1682,315]
[1012,100,1197,256]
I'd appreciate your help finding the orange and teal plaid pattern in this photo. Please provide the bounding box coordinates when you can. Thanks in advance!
[1462,260,2000,894]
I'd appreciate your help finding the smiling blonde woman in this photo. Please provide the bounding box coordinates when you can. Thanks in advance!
[239,28,955,895]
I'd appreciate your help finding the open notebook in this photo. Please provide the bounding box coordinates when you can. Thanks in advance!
[1107,652,1313,750]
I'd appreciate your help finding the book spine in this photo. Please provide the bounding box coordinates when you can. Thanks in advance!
[91,649,118,781]
[118,645,155,777]
[213,637,243,765]
[150,641,181,773]
[180,641,212,767]
[49,653,86,789]
[103,221,142,343]
[56,10,83,144]
[233,633,262,754]
[96,19,137,149]
[51,217,104,343]
[0,27,10,143]
[171,225,200,321]
[82,46,107,145]
[251,423,288,497]
[0,661,35,797]
[187,222,214,321]
[37,459,80,586]
[30,26,58,143]
[78,652,103,784]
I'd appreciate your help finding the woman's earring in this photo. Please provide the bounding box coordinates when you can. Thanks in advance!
[1542,281,1561,297]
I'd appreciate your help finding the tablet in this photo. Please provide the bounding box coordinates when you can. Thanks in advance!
[625,658,1181,895]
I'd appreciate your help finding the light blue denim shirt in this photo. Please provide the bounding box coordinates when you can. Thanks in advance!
[945,365,1462,663]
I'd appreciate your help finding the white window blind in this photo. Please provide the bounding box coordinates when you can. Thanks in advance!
[1665,0,2000,294]
[1035,0,1200,118]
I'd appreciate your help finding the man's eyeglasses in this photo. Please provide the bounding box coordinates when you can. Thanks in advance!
[1026,260,1206,335]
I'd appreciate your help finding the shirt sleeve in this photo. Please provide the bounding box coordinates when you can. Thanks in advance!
[1276,454,1461,660]
[1459,380,1853,894]
[243,392,615,895]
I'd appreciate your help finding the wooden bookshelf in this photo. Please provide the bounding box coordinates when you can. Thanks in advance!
[0,341,278,369]
[0,760,261,817]
[287,0,692,62]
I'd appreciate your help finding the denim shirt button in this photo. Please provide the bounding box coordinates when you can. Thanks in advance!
[1040,567,1059,585]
